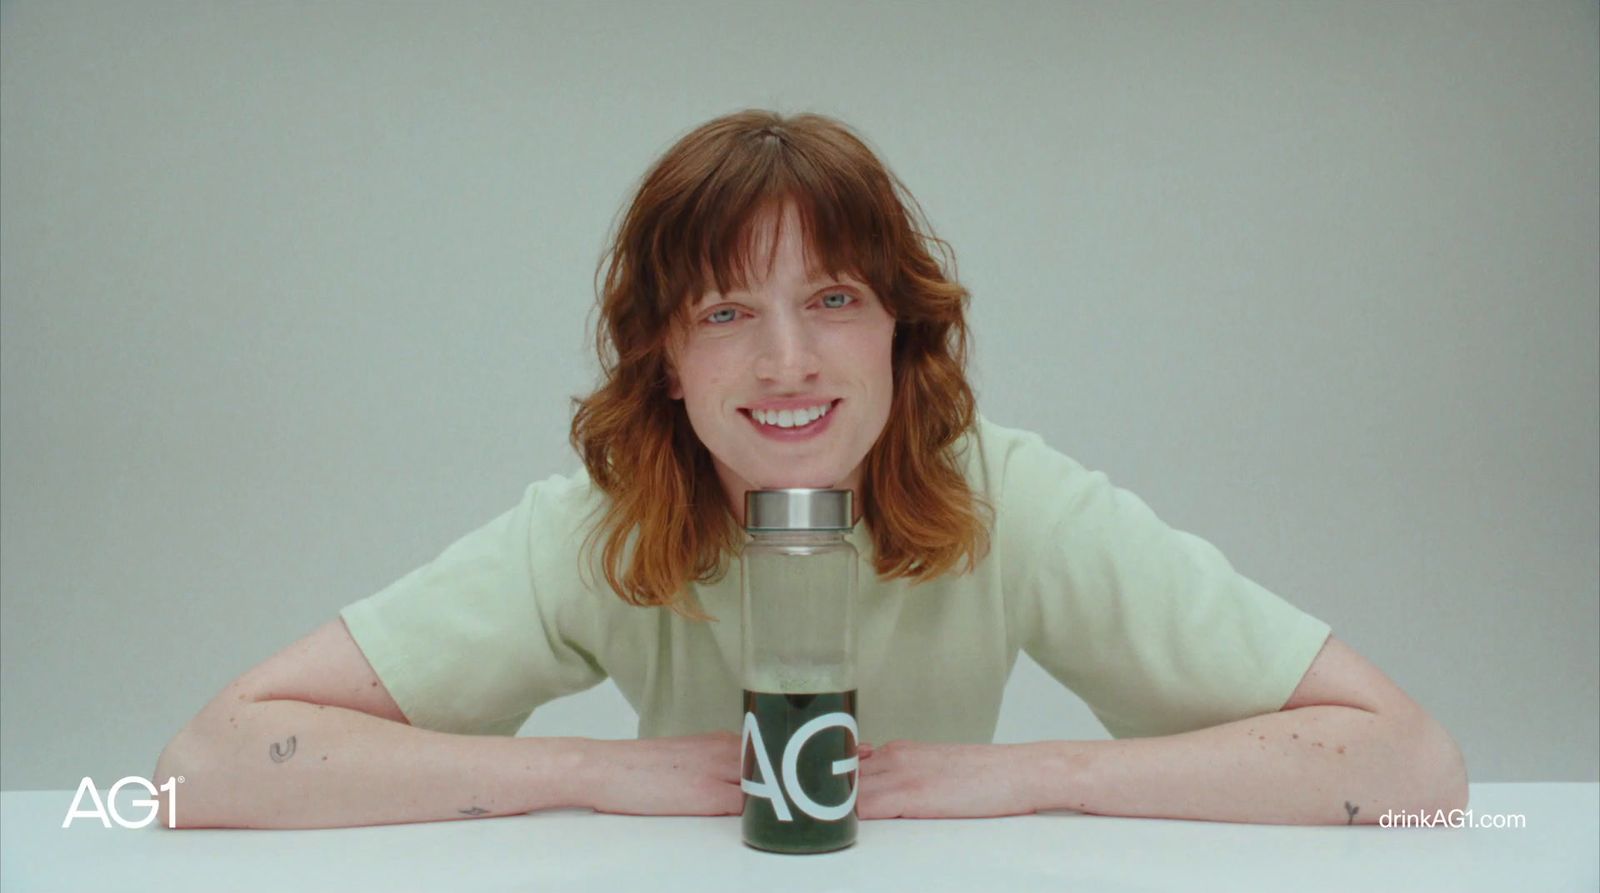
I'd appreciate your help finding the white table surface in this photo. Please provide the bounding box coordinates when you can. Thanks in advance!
[3,783,1595,892]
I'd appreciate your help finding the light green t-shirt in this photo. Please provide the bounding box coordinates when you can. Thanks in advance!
[339,415,1331,743]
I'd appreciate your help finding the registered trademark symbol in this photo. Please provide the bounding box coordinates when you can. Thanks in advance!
[177,776,185,783]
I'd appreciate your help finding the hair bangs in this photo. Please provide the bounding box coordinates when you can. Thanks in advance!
[667,151,897,328]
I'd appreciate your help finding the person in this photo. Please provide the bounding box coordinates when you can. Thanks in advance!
[153,109,1467,830]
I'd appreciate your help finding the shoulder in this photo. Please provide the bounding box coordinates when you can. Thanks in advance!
[964,413,1094,514]
[966,413,1050,458]
[516,465,606,530]
[510,466,612,599]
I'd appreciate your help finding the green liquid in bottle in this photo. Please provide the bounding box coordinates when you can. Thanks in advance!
[740,689,858,854]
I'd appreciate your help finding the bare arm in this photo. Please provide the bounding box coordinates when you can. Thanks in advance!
[858,635,1469,824]
[152,617,582,829]
[1029,635,1469,825]
[155,695,589,829]
[153,618,741,829]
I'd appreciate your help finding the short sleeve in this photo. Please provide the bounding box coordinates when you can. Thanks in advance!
[338,480,608,736]
[1000,428,1332,739]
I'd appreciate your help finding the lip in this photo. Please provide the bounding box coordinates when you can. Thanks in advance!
[741,399,841,442]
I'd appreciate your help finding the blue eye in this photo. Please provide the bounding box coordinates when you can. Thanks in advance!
[702,293,853,325]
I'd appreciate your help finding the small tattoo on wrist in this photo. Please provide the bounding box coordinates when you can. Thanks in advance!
[1344,801,1359,824]
[460,806,491,816]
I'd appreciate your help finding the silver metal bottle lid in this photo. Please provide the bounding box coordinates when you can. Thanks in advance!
[744,489,853,532]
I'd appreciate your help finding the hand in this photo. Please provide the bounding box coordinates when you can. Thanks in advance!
[581,731,743,816]
[856,740,1039,819]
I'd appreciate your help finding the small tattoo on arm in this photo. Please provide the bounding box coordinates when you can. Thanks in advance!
[459,806,491,816]
[1344,801,1359,824]
[269,736,297,763]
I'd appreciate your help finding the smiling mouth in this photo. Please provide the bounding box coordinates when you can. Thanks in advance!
[740,399,841,431]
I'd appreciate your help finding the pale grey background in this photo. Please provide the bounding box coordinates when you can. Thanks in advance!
[2,0,1595,791]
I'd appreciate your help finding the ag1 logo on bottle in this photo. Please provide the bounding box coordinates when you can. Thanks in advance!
[741,711,859,821]
[62,776,183,829]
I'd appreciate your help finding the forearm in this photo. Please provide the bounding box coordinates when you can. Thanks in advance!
[1028,705,1468,825]
[153,699,588,829]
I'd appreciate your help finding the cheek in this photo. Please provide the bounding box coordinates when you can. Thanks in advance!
[680,360,731,408]
[839,328,894,384]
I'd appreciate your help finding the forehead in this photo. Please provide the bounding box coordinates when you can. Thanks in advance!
[683,198,874,309]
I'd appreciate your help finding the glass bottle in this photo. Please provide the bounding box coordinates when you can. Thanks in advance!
[738,488,860,854]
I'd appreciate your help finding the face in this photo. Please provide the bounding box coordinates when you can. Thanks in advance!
[665,202,896,527]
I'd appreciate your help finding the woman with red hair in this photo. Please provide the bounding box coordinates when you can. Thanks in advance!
[155,110,1466,830]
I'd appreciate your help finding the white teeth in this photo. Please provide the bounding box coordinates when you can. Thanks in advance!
[753,401,833,428]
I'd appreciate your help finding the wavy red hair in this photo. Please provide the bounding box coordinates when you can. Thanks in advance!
[569,109,992,620]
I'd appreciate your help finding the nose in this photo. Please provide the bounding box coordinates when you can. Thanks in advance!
[753,311,820,386]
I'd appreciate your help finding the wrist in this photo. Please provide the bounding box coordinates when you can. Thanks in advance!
[1017,739,1096,813]
[522,736,598,811]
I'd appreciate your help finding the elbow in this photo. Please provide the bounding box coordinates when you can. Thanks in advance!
[1437,741,1471,814]
[1410,713,1470,814]
[151,727,209,830]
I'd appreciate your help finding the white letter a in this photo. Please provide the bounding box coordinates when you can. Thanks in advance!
[63,778,111,828]
[740,712,792,822]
